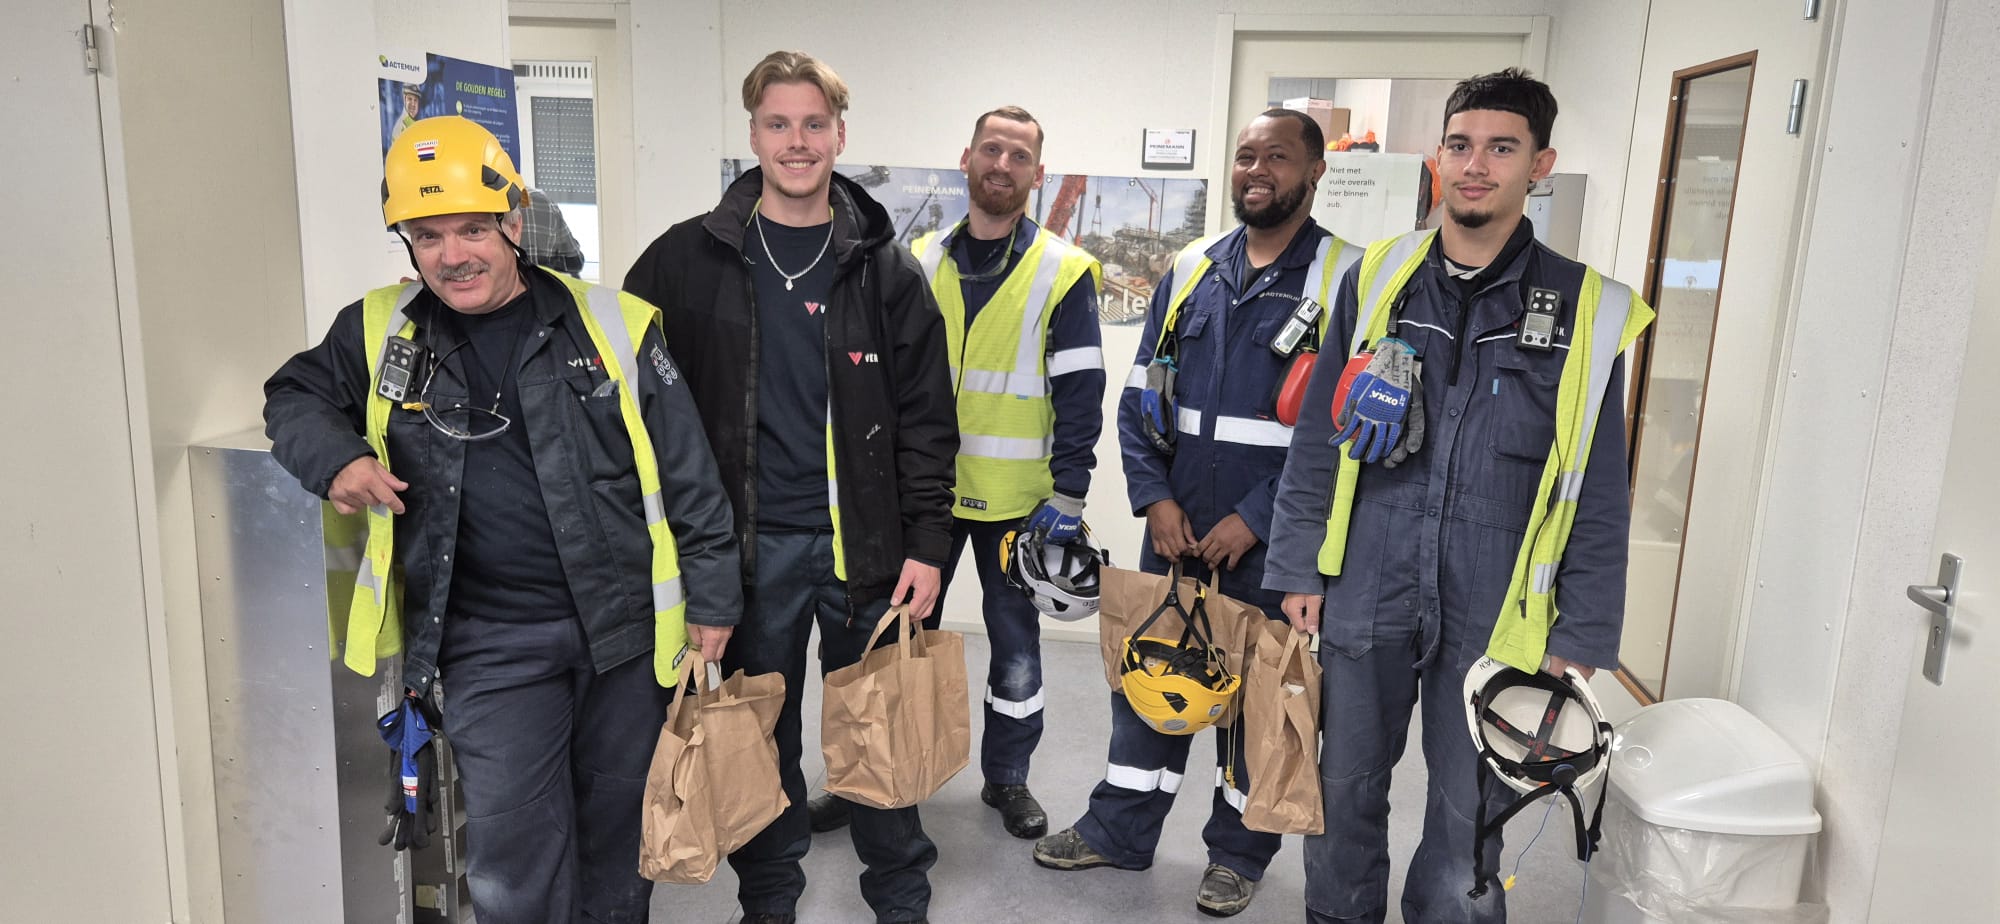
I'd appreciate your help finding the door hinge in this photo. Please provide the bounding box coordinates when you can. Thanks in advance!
[1786,79,1808,135]
[81,23,100,74]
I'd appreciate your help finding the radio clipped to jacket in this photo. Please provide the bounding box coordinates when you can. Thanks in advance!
[1268,296,1324,427]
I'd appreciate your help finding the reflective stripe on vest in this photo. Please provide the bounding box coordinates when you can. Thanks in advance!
[343,281,424,679]
[1311,230,1655,674]
[913,222,1102,520]
[350,278,693,686]
[825,402,846,581]
[1155,230,1361,447]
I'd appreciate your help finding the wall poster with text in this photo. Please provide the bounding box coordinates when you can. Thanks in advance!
[378,48,520,164]
[722,160,1206,325]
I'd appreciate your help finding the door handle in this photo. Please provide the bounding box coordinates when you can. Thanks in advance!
[1906,553,1963,686]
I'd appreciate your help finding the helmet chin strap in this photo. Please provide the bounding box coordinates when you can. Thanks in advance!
[498,213,532,268]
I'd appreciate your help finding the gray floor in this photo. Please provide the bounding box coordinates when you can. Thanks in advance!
[651,633,1591,923]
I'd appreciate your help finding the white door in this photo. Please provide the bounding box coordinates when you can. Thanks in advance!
[1864,182,2000,921]
[0,2,175,922]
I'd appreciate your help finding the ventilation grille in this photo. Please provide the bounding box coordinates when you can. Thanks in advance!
[514,61,593,82]
[530,97,597,203]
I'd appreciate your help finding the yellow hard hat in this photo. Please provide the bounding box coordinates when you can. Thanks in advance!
[1120,634,1239,735]
[382,116,524,229]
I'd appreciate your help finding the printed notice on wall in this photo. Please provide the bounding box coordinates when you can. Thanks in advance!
[379,49,520,251]
[377,48,520,163]
[1309,152,1426,246]
[722,160,1206,326]
[1141,129,1196,169]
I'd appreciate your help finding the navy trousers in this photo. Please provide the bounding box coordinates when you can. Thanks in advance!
[722,529,937,923]
[937,517,1044,785]
[1068,556,1285,881]
[437,615,668,924]
[1304,609,1514,923]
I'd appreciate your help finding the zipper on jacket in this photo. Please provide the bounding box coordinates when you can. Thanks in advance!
[740,265,761,580]
[825,272,861,627]
[1447,281,1472,387]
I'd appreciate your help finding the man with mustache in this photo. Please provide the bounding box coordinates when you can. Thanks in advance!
[805,106,1105,842]
[1265,69,1650,922]
[623,51,956,924]
[263,116,741,923]
[1033,108,1360,918]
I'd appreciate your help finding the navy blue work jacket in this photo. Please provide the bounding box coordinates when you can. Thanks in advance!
[1264,223,1633,669]
[1118,220,1333,606]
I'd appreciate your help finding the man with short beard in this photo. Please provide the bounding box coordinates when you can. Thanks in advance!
[1265,69,1650,922]
[1031,108,1360,919]
[804,106,1105,842]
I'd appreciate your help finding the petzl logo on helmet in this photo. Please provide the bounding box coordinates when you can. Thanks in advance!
[414,140,437,161]
[418,185,443,196]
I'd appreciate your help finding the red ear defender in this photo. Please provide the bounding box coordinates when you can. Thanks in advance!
[1274,349,1318,427]
[1329,350,1374,423]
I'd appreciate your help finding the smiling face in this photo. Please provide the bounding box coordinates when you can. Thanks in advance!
[404,211,526,315]
[962,115,1043,220]
[1435,108,1557,230]
[749,80,846,209]
[1231,114,1324,229]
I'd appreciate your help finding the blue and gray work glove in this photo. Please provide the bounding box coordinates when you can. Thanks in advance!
[1332,337,1425,467]
[376,691,439,851]
[1025,492,1087,545]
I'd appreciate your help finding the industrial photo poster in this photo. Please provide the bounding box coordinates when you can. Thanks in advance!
[377,48,521,162]
[721,160,1206,326]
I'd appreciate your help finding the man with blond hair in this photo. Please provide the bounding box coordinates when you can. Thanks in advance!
[625,51,955,924]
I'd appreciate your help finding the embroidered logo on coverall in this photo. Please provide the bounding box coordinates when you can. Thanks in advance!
[650,344,679,386]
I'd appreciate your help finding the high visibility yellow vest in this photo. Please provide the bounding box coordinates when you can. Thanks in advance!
[348,278,693,686]
[1154,230,1362,359]
[913,222,1102,521]
[1314,229,1655,673]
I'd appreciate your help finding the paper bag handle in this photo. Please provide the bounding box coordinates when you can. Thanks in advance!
[860,603,924,658]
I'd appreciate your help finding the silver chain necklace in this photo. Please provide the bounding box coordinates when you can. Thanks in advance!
[754,213,834,291]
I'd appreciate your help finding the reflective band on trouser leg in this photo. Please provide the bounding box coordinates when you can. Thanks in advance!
[986,686,1046,719]
[1105,763,1185,794]
[1214,767,1249,812]
[572,280,690,685]
[1317,230,1438,576]
[346,282,426,675]
[1486,272,1654,674]
[927,225,1101,520]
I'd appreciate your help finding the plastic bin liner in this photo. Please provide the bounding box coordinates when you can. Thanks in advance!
[1591,800,1828,923]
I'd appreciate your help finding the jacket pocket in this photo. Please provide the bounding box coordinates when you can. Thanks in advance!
[567,383,638,482]
[1487,351,1560,463]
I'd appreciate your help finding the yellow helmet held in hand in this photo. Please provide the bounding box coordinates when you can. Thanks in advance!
[382,116,524,229]
[1119,566,1239,735]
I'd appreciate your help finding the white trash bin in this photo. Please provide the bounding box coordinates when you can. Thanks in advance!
[1582,698,1827,924]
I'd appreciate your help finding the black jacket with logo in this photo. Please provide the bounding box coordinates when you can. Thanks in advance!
[623,169,958,607]
[263,267,742,694]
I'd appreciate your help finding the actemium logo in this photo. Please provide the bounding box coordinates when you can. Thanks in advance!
[378,54,422,74]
